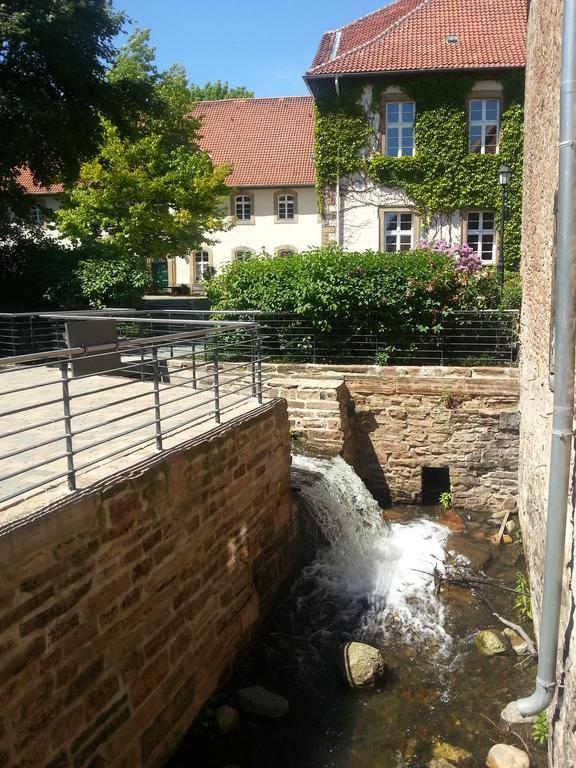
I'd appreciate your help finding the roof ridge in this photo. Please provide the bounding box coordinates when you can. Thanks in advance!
[193,95,312,106]
[308,0,436,73]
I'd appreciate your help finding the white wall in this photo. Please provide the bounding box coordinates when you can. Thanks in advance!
[175,186,322,285]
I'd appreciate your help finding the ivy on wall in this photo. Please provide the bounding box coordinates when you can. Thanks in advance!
[314,73,524,270]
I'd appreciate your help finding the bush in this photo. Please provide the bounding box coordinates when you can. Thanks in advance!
[206,246,500,346]
[500,272,522,310]
[75,242,151,309]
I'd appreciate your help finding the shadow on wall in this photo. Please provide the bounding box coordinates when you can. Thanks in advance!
[343,400,392,507]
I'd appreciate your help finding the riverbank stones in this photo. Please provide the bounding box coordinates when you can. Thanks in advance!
[486,744,530,768]
[474,629,507,656]
[341,641,387,687]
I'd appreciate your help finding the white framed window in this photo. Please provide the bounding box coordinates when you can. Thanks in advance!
[30,205,44,226]
[277,193,295,220]
[275,246,297,257]
[193,250,211,283]
[469,99,500,154]
[382,210,414,252]
[234,194,252,221]
[466,211,496,263]
[385,101,415,157]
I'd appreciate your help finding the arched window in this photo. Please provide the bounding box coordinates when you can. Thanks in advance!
[275,246,297,257]
[233,248,254,262]
[234,194,252,221]
[193,250,212,283]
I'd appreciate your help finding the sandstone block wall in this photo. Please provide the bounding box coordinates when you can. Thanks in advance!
[519,0,576,765]
[268,364,519,513]
[0,400,295,768]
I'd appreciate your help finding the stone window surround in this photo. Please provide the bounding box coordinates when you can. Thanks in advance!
[461,208,498,265]
[191,248,213,284]
[378,207,420,252]
[231,190,255,225]
[274,189,299,224]
[379,91,416,157]
[232,247,256,262]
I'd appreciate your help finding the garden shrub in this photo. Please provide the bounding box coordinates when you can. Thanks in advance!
[500,272,522,310]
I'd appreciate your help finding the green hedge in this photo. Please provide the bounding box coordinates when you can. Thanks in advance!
[206,246,500,346]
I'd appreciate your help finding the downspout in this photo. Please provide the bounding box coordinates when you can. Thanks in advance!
[335,75,342,247]
[502,0,576,723]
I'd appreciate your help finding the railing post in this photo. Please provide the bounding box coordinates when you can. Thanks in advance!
[250,329,257,398]
[256,333,263,404]
[191,341,197,389]
[152,347,163,450]
[212,336,221,424]
[60,361,76,491]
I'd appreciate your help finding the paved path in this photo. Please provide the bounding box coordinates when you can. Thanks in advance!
[0,361,258,523]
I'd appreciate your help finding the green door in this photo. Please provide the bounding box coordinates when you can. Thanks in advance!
[152,259,169,290]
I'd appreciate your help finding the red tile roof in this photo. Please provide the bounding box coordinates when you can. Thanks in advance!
[17,168,63,195]
[308,0,527,76]
[192,97,316,187]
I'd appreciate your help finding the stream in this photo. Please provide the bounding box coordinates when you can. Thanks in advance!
[170,455,546,768]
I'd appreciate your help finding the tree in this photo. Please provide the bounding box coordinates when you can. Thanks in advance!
[0,0,133,221]
[190,80,254,101]
[57,32,231,264]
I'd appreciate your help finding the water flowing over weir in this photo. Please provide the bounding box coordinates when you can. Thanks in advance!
[291,455,451,657]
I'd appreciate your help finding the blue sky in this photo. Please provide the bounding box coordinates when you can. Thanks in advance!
[114,0,389,97]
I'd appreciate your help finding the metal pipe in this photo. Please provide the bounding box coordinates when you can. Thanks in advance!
[502,0,576,724]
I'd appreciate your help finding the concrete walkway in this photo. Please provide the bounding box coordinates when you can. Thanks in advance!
[0,362,258,523]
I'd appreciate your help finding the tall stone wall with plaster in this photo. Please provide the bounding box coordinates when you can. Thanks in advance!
[267,364,519,514]
[518,0,576,765]
[0,400,296,768]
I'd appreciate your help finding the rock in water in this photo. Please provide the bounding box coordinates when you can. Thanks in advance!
[432,742,473,766]
[341,641,386,687]
[474,630,507,656]
[439,509,466,532]
[502,628,529,655]
[216,704,240,734]
[429,759,458,768]
[446,536,491,569]
[236,686,289,719]
[486,744,530,768]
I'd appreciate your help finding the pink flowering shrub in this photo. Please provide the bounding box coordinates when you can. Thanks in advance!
[419,238,483,273]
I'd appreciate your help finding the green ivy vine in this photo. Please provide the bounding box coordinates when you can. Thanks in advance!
[314,72,524,270]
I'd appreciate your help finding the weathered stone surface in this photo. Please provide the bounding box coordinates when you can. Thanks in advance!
[429,759,458,768]
[432,742,473,766]
[474,630,507,656]
[445,536,491,570]
[236,686,289,719]
[439,510,466,532]
[486,744,530,768]
[216,705,240,735]
[502,628,529,656]
[341,641,387,688]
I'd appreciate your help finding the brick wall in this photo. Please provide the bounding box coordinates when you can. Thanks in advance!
[268,364,519,513]
[519,0,576,766]
[0,400,296,768]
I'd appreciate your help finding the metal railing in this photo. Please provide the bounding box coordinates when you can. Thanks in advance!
[0,315,265,508]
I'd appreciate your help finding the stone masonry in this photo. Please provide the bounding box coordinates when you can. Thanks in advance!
[518,0,576,765]
[0,400,296,768]
[268,364,519,513]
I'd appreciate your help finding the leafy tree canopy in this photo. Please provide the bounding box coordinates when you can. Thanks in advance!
[0,0,136,220]
[57,31,231,262]
[190,80,254,101]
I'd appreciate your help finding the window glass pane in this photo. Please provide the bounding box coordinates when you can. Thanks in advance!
[402,102,415,122]
[469,126,482,152]
[481,236,494,261]
[386,127,399,156]
[385,236,397,251]
[401,128,414,155]
[485,100,499,121]
[482,212,495,228]
[470,100,483,121]
[467,212,480,229]
[385,213,398,231]
[387,102,399,122]
[400,213,413,230]
[485,125,498,152]
[467,234,479,249]
[400,236,411,250]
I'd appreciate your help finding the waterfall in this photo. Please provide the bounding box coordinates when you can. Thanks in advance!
[291,455,452,653]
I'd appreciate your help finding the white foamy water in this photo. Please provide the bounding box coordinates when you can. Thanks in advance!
[292,454,451,652]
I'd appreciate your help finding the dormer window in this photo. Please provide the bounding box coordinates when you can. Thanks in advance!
[385,101,415,157]
[469,98,500,154]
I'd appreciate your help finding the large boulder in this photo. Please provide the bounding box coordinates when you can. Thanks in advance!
[236,686,289,719]
[474,630,507,656]
[486,744,530,768]
[341,641,386,688]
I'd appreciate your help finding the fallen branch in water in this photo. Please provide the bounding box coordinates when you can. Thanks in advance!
[492,613,538,658]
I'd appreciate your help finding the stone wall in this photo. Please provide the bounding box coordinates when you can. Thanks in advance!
[518,0,576,765]
[0,400,296,768]
[268,364,519,513]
